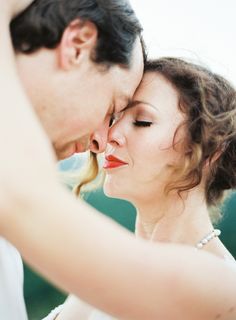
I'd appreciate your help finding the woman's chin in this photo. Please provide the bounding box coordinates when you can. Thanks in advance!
[103,187,120,199]
[103,185,127,201]
[103,178,132,201]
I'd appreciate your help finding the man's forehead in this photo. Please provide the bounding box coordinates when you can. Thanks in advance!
[106,94,130,118]
[115,94,132,112]
[130,38,145,74]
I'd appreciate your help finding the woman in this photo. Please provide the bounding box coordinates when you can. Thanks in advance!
[104,57,235,255]
[48,57,236,319]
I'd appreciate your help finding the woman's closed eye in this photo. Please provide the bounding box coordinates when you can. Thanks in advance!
[133,120,153,127]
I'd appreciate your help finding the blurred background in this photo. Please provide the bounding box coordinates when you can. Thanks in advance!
[24,1,236,318]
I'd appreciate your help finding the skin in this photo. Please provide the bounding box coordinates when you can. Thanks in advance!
[104,72,185,203]
[1,0,34,19]
[56,72,235,319]
[0,4,236,320]
[16,19,144,159]
[104,72,234,256]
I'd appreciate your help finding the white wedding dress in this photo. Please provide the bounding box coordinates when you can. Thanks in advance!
[0,237,27,320]
[43,305,116,320]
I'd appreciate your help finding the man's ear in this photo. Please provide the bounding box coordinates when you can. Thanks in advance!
[58,19,98,70]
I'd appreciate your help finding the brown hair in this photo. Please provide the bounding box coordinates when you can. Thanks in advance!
[74,57,236,211]
[144,57,236,207]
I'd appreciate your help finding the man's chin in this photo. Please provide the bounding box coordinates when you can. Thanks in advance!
[56,150,74,161]
[55,140,90,160]
[54,144,76,160]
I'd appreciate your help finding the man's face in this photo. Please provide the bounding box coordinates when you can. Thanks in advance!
[16,38,143,160]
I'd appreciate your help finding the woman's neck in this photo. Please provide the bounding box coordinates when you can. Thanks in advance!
[134,189,235,261]
[134,190,213,246]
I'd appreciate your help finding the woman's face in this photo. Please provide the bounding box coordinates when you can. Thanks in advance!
[103,72,186,203]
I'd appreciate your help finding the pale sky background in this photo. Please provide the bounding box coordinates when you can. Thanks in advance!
[130,0,236,86]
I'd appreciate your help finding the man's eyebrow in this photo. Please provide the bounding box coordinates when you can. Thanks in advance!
[120,100,157,112]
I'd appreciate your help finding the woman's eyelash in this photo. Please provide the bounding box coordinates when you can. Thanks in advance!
[133,120,153,127]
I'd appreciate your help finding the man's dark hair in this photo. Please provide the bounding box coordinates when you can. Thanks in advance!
[10,0,145,67]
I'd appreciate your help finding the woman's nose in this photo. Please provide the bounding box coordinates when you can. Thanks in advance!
[107,122,126,147]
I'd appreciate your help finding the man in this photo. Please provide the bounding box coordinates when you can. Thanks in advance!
[10,0,144,159]
[1,1,236,320]
[0,1,143,319]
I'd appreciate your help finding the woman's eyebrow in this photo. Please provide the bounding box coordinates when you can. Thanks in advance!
[120,100,157,112]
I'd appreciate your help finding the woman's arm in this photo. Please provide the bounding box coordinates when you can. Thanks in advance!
[0,0,58,219]
[2,185,236,320]
[1,0,34,20]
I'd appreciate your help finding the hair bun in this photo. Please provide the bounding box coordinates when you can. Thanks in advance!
[218,140,236,189]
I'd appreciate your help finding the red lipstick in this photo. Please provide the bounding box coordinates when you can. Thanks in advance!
[103,155,128,169]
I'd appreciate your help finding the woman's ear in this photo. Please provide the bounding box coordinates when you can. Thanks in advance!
[57,19,98,70]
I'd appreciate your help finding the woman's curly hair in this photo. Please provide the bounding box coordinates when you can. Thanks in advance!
[144,57,236,207]
[74,57,236,213]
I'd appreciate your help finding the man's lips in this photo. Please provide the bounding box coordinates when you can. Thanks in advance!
[103,155,128,169]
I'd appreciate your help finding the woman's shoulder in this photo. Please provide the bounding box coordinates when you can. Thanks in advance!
[223,255,236,268]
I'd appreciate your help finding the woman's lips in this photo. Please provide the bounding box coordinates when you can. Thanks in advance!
[103,155,128,169]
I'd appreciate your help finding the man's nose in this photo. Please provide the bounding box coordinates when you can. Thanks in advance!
[89,125,109,154]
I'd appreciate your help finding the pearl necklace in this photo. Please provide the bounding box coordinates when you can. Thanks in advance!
[196,229,221,249]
